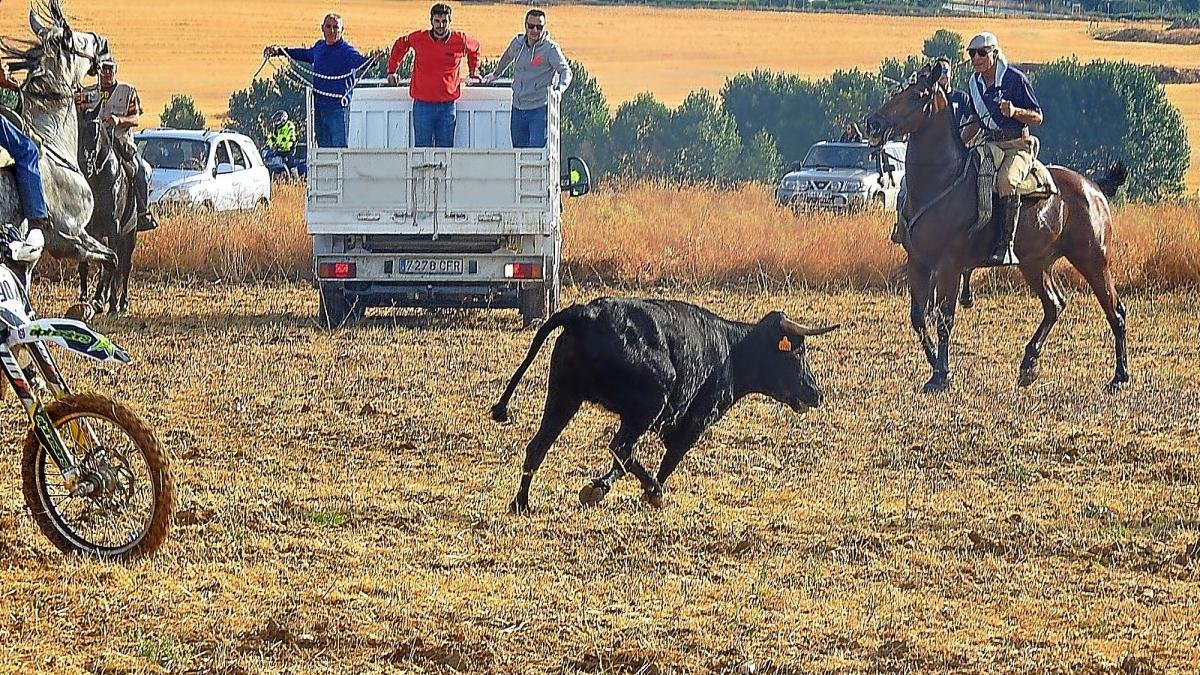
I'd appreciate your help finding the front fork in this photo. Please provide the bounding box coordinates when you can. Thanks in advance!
[0,341,87,491]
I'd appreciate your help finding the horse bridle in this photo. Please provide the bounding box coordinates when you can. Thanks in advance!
[80,112,110,177]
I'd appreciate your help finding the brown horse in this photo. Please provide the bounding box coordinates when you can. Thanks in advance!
[865,62,1129,394]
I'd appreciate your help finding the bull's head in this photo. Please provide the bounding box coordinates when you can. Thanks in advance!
[748,312,839,413]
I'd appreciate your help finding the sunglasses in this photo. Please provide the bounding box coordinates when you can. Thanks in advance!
[526,23,545,30]
[967,48,992,58]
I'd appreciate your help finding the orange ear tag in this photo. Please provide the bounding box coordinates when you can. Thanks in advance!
[778,336,792,352]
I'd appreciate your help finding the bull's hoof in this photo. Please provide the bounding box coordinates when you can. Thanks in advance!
[64,302,94,322]
[579,483,609,506]
[1105,377,1129,394]
[1017,367,1037,388]
[641,490,665,509]
[508,499,531,515]
[921,374,950,394]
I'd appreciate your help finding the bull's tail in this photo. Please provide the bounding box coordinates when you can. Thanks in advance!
[1095,161,1128,200]
[491,304,587,423]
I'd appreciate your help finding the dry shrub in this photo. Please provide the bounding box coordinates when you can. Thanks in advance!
[38,183,311,284]
[1109,202,1200,289]
[36,182,1200,291]
[563,181,905,289]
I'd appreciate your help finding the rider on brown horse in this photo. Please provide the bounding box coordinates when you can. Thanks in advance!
[962,32,1042,266]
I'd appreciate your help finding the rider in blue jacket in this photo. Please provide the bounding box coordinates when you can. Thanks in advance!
[0,61,51,234]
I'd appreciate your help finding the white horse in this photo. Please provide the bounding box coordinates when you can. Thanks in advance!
[1,1,117,317]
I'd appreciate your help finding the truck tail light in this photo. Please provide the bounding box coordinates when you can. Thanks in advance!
[504,262,542,279]
[318,262,357,279]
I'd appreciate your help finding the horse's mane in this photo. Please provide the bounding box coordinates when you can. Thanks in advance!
[1,0,70,72]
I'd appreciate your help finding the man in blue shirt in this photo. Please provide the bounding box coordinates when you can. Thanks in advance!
[265,13,370,148]
[962,32,1043,266]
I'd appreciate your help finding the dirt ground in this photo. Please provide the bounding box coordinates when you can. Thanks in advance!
[0,281,1196,673]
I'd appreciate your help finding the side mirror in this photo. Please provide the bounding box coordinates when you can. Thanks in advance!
[560,156,591,198]
[215,162,235,175]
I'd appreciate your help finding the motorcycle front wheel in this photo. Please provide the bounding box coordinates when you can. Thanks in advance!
[21,393,174,560]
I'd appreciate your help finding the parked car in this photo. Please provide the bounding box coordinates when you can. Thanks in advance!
[775,140,906,213]
[135,129,271,213]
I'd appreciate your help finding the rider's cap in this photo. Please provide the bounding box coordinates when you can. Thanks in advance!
[968,33,999,50]
[98,55,117,67]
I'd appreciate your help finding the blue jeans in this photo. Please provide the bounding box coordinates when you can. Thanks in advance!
[510,106,548,148]
[0,114,47,220]
[412,101,456,148]
[314,106,349,148]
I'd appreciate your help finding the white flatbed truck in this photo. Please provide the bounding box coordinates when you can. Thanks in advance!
[305,81,589,326]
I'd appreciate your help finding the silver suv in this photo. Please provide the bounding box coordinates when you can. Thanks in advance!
[775,140,906,213]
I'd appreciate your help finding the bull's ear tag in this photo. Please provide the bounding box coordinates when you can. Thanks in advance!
[778,336,792,352]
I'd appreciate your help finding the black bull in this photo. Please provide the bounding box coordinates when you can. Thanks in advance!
[491,297,838,513]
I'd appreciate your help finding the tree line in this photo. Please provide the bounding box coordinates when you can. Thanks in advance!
[162,29,1187,202]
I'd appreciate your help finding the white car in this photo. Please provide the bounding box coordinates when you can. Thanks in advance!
[135,129,271,213]
[775,140,907,213]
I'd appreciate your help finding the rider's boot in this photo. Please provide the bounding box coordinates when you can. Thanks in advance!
[986,194,1020,266]
[133,162,158,232]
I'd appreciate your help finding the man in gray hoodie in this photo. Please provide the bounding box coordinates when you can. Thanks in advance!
[483,9,572,148]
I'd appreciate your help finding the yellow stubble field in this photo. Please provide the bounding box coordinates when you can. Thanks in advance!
[31,1,1200,187]
[0,277,1196,672]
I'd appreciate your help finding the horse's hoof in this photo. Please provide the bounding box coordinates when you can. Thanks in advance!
[508,499,531,515]
[641,491,664,509]
[579,483,609,506]
[1105,378,1128,394]
[960,294,974,309]
[64,303,94,322]
[1017,368,1037,387]
[922,375,950,394]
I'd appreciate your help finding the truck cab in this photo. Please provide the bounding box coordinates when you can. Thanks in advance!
[306,82,589,326]
[775,140,906,213]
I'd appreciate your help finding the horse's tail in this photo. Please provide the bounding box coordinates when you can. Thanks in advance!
[1094,161,1128,200]
[490,304,588,423]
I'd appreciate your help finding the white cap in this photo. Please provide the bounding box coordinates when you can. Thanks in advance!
[968,32,999,50]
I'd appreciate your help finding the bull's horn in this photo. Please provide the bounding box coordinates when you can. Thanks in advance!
[780,317,840,337]
[29,8,47,36]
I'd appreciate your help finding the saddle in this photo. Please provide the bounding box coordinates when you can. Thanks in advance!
[968,141,1058,236]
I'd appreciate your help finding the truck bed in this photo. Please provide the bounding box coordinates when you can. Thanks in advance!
[305,86,561,236]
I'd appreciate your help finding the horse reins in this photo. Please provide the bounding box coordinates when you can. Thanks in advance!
[897,79,972,236]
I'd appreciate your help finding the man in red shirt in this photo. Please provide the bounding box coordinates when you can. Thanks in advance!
[387,3,481,147]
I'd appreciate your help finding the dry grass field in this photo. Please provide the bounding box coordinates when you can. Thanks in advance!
[54,183,1199,291]
[0,279,1196,672]
[1,4,1197,670]
[28,1,1200,187]
[3,184,1197,672]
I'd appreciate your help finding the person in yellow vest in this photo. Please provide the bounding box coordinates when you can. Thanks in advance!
[77,56,157,232]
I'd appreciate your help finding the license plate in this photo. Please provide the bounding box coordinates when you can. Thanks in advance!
[397,258,464,275]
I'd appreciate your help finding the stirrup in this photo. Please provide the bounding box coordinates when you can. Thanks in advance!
[987,245,1019,267]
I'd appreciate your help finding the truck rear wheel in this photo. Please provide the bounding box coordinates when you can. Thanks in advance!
[318,285,353,328]
[518,285,547,328]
